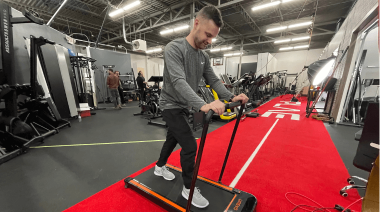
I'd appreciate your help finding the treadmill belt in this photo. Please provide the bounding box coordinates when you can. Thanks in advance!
[134,166,235,211]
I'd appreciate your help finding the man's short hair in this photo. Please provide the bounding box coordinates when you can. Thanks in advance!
[138,72,142,76]
[197,6,223,28]
[108,69,114,72]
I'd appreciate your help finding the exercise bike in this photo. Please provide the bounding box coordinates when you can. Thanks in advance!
[134,76,166,127]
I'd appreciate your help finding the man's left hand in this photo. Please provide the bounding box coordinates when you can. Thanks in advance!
[231,94,249,104]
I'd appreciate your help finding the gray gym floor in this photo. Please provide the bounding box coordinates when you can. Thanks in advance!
[0,101,366,212]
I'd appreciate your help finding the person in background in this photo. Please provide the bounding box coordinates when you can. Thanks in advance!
[115,71,127,107]
[107,69,122,109]
[136,71,148,101]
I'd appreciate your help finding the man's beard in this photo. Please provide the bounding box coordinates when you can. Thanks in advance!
[194,36,207,49]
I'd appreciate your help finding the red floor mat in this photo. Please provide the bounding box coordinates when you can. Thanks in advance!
[64,95,362,212]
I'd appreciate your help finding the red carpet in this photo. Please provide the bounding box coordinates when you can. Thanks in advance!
[64,95,362,212]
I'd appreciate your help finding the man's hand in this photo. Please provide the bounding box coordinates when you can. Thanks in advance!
[200,100,226,115]
[231,93,249,104]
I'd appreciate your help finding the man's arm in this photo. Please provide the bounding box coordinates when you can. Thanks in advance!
[165,44,206,111]
[202,55,234,101]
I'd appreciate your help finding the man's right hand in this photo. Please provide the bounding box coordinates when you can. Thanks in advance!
[200,100,225,115]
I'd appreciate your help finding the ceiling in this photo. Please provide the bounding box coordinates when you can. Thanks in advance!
[4,0,357,57]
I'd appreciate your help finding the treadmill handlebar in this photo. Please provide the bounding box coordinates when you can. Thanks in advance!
[225,101,242,109]
[43,38,55,45]
[205,101,243,123]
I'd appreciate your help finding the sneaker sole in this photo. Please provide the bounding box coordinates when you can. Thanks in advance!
[181,191,209,208]
[154,171,175,181]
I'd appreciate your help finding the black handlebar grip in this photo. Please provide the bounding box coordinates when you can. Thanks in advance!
[45,39,55,45]
[225,101,242,109]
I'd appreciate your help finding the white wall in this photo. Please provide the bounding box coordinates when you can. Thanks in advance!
[226,55,258,64]
[225,55,258,78]
[130,54,147,79]
[147,57,165,85]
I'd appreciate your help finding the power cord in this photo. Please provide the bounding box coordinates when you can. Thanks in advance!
[286,192,362,212]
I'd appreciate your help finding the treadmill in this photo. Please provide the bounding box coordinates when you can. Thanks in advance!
[125,102,257,212]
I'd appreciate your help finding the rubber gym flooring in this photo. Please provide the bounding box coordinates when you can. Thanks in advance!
[0,100,367,212]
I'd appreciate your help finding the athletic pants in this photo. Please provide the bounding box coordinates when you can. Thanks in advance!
[156,108,196,189]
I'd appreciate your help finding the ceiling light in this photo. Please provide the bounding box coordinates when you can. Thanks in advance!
[109,1,141,17]
[210,48,220,52]
[160,29,174,35]
[212,38,217,42]
[294,45,309,49]
[220,47,232,51]
[267,26,287,32]
[224,53,233,57]
[146,48,162,54]
[274,39,291,44]
[233,53,243,56]
[288,21,312,28]
[279,47,294,51]
[282,0,294,2]
[252,1,281,11]
[173,25,189,32]
[292,36,310,41]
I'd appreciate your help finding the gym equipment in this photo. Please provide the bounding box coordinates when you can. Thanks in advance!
[198,79,236,121]
[0,4,69,164]
[241,109,260,121]
[306,46,349,118]
[134,76,167,127]
[125,101,257,212]
[70,56,97,107]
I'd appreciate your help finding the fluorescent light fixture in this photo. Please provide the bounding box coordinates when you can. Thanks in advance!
[252,1,281,11]
[294,45,309,49]
[109,1,141,17]
[233,53,243,56]
[224,53,233,57]
[174,25,189,32]
[220,47,232,51]
[146,48,162,54]
[160,29,174,35]
[274,39,291,44]
[212,38,217,42]
[313,59,336,85]
[279,47,294,51]
[210,48,220,52]
[282,0,294,2]
[288,21,312,28]
[291,36,310,41]
[47,0,68,25]
[267,26,287,32]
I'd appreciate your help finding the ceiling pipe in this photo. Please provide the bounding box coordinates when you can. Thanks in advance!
[123,17,132,45]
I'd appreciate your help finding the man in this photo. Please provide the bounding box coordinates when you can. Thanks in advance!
[136,71,148,101]
[115,71,127,107]
[106,69,122,109]
[154,6,248,208]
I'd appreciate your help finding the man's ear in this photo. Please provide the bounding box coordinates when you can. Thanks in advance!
[194,18,200,28]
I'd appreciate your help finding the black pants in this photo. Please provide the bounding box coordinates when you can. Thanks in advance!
[156,108,197,189]
[118,88,126,104]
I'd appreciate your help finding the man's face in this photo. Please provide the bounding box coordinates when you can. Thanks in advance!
[108,71,113,75]
[193,18,219,49]
[116,72,119,76]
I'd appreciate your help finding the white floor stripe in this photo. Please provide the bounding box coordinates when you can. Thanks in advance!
[229,119,279,188]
